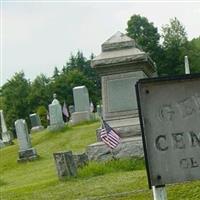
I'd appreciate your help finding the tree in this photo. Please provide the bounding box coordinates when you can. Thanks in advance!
[28,74,51,112]
[1,72,31,132]
[52,66,60,78]
[159,18,188,75]
[62,51,101,105]
[126,14,161,62]
[37,106,48,128]
[181,37,200,73]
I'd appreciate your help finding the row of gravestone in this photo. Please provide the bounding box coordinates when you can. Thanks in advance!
[0,85,103,162]
[0,85,103,143]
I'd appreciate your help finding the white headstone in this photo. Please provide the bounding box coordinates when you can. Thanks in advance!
[0,110,12,143]
[15,119,38,161]
[71,86,92,125]
[15,119,32,151]
[29,113,44,133]
[48,94,65,131]
[73,86,90,112]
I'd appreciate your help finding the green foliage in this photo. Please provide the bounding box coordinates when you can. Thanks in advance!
[181,37,200,73]
[159,18,188,75]
[0,121,199,200]
[1,51,101,132]
[126,14,161,62]
[78,158,145,178]
[1,72,31,132]
[36,106,48,128]
[63,51,101,105]
[28,74,51,111]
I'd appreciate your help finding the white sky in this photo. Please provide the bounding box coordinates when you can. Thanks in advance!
[1,1,200,85]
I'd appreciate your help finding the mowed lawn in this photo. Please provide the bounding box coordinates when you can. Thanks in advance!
[0,121,200,200]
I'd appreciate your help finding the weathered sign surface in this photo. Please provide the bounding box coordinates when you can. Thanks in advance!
[136,74,200,187]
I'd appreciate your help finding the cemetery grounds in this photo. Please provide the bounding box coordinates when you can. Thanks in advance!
[0,121,200,200]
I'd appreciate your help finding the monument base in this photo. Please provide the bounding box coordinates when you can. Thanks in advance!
[71,111,91,125]
[47,123,65,131]
[96,117,141,141]
[18,148,38,162]
[3,140,14,146]
[0,140,5,148]
[86,137,143,161]
[31,126,44,133]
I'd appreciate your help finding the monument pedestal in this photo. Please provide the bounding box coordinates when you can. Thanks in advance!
[96,117,141,141]
[71,111,90,125]
[86,137,144,161]
[18,148,38,162]
[31,125,44,133]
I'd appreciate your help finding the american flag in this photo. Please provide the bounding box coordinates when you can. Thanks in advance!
[100,120,120,149]
[62,101,69,117]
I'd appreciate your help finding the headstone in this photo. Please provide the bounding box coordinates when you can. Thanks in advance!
[68,105,75,115]
[73,86,90,112]
[71,86,91,125]
[15,119,38,161]
[48,94,65,131]
[53,151,77,180]
[0,139,5,148]
[73,153,89,168]
[29,113,44,133]
[96,104,102,117]
[0,110,13,145]
[87,31,156,159]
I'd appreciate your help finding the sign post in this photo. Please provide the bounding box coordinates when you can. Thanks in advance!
[152,186,167,200]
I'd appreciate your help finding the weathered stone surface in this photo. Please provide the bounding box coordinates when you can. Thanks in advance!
[15,119,38,161]
[15,119,32,151]
[18,148,38,162]
[68,105,75,115]
[30,113,44,133]
[96,104,102,117]
[91,32,156,77]
[0,139,5,148]
[53,151,77,180]
[73,86,90,112]
[71,111,90,125]
[91,32,157,139]
[0,110,13,144]
[48,95,65,131]
[73,153,89,168]
[86,137,143,161]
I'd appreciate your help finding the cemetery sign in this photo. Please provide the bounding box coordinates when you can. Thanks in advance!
[136,74,200,188]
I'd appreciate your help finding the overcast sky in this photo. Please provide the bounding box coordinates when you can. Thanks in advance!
[1,1,200,86]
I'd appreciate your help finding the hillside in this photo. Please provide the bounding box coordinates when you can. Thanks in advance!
[0,121,200,200]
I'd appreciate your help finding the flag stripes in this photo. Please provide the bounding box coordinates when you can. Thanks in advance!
[62,101,69,117]
[100,120,120,149]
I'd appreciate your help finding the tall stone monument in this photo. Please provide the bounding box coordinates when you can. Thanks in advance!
[29,113,44,133]
[15,119,38,161]
[87,31,157,160]
[71,86,91,124]
[0,110,13,145]
[48,94,65,131]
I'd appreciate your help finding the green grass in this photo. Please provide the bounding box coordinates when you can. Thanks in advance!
[0,121,200,200]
